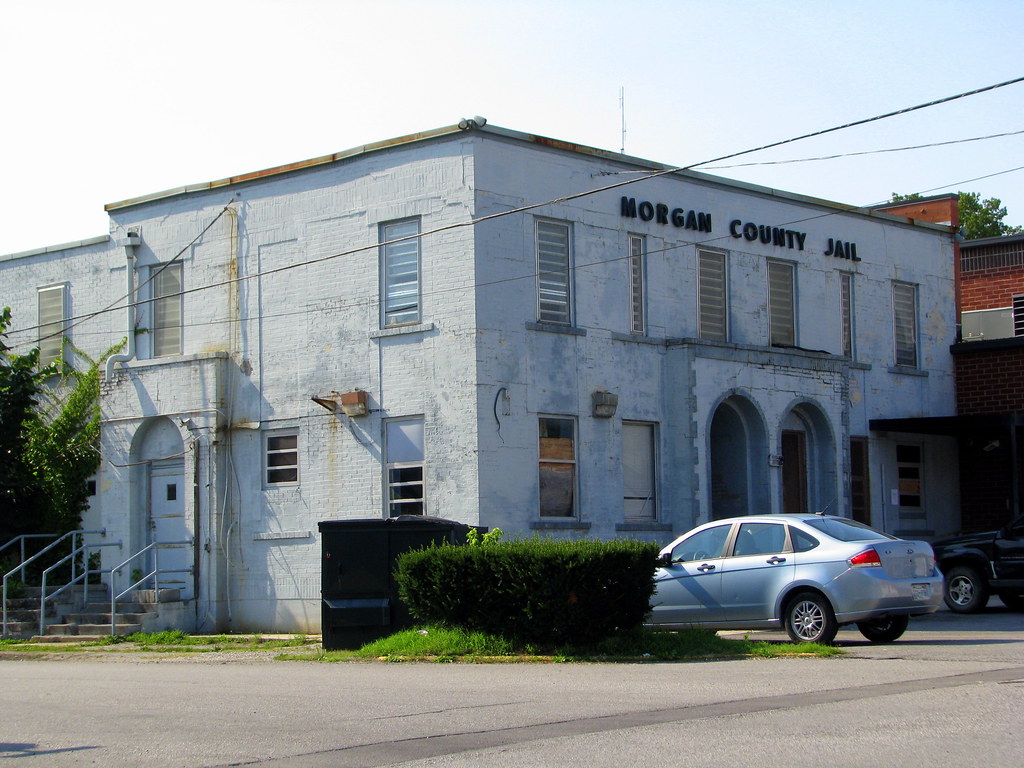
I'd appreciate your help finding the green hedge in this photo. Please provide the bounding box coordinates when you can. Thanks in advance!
[394,538,660,647]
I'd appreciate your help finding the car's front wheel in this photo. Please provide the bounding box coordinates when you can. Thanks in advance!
[784,591,838,644]
[944,565,989,613]
[856,614,909,642]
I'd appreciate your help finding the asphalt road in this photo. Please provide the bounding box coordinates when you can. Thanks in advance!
[2,606,1022,768]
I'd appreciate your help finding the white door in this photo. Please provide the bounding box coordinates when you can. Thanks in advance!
[148,459,193,600]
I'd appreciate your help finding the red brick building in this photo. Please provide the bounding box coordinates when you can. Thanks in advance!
[869,198,1024,533]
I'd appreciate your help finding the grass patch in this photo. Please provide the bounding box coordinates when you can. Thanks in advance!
[282,626,843,663]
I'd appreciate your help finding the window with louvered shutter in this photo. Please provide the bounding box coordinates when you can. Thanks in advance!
[767,260,796,347]
[840,272,854,357]
[698,249,727,342]
[37,285,66,367]
[152,263,183,357]
[536,220,571,325]
[1013,295,1024,337]
[381,218,421,326]
[629,235,646,334]
[893,282,918,367]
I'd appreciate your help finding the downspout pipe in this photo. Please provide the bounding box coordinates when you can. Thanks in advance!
[105,232,141,381]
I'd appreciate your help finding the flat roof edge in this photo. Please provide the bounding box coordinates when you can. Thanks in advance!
[104,124,467,212]
[1,234,111,262]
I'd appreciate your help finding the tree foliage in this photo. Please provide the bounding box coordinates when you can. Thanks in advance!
[1,307,120,545]
[890,191,1022,240]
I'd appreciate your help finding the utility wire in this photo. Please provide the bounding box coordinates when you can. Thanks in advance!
[702,129,1024,170]
[8,76,1024,348]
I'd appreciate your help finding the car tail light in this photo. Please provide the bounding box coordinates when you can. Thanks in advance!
[848,548,882,567]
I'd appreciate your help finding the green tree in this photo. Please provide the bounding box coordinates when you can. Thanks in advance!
[890,191,1023,240]
[0,307,49,542]
[1,307,120,545]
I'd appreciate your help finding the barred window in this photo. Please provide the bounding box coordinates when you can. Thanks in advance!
[536,220,572,325]
[767,260,796,347]
[698,249,727,342]
[893,282,918,367]
[629,235,646,334]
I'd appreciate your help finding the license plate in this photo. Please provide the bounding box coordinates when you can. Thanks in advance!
[912,583,931,601]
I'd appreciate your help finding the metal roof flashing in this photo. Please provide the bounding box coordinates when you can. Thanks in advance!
[100,121,956,236]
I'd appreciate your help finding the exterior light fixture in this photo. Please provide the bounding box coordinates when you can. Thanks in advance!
[592,391,618,418]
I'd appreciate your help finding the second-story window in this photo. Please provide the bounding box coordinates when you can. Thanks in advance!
[152,263,183,357]
[767,260,796,347]
[536,219,572,325]
[37,284,67,368]
[698,249,727,342]
[380,218,421,327]
[893,281,918,367]
[628,234,646,334]
[840,272,854,357]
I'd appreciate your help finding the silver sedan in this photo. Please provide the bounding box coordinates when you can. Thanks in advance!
[647,514,943,643]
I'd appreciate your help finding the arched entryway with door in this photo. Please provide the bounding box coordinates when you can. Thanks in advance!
[129,417,194,599]
[708,394,770,520]
[779,401,837,516]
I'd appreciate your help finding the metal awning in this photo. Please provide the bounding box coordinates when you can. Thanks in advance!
[869,414,1024,437]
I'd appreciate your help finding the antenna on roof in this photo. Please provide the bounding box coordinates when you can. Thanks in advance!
[619,87,627,154]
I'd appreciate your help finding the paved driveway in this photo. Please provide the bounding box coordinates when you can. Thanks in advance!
[1,606,1021,768]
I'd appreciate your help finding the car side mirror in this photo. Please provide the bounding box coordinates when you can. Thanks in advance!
[656,552,673,568]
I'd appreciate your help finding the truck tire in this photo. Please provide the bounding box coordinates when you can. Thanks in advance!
[943,565,989,613]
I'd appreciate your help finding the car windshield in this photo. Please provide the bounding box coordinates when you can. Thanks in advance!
[803,517,897,542]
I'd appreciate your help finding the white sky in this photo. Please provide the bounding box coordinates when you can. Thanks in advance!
[2,0,1022,257]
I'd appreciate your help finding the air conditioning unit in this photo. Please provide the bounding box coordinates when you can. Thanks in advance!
[961,307,1013,341]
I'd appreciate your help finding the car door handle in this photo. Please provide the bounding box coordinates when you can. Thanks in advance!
[766,556,787,565]
[697,563,716,572]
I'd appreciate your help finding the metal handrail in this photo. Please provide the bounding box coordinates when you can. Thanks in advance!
[2,529,105,637]
[0,534,60,578]
[39,541,122,636]
[110,541,192,636]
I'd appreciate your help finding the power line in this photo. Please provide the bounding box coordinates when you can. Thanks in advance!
[703,129,1024,170]
[7,76,1024,349]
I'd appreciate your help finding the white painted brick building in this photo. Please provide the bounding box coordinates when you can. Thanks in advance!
[0,122,960,632]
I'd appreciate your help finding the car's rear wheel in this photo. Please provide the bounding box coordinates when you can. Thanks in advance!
[856,614,909,643]
[997,591,1024,611]
[944,565,989,613]
[784,591,838,644]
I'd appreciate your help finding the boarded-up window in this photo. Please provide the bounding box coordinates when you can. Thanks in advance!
[539,417,575,517]
[896,444,922,508]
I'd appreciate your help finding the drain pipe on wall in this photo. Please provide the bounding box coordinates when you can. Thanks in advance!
[105,231,142,381]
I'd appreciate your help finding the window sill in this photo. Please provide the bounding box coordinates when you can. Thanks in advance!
[370,322,435,339]
[530,519,592,531]
[609,331,664,346]
[525,322,587,337]
[253,530,312,541]
[615,522,673,533]
[887,365,928,377]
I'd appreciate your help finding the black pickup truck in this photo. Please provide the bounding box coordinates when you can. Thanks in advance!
[931,515,1024,612]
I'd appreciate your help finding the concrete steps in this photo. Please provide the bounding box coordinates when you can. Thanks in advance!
[4,585,182,638]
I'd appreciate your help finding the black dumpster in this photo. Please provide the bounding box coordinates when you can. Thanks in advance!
[318,516,478,650]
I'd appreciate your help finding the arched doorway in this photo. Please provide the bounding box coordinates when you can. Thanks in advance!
[708,395,770,520]
[130,417,193,599]
[780,402,837,515]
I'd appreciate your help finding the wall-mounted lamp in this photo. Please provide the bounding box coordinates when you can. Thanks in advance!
[592,390,618,419]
